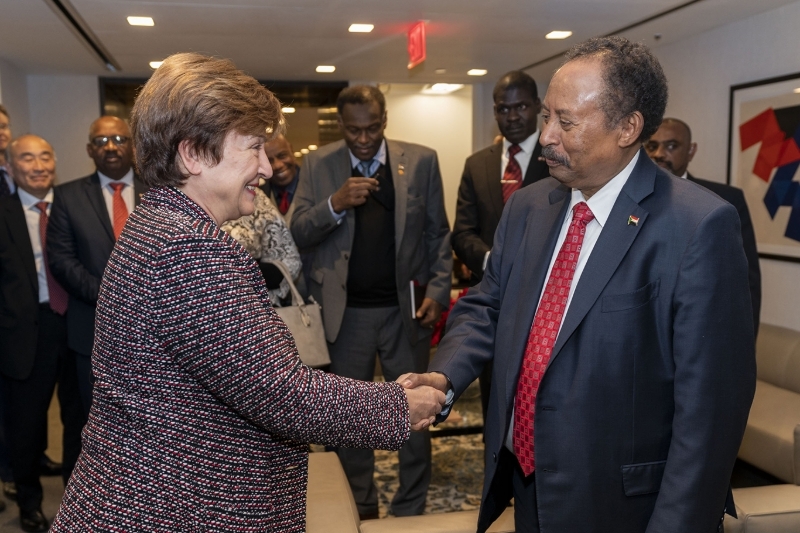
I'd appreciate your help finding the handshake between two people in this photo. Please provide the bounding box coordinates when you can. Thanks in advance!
[396,372,451,431]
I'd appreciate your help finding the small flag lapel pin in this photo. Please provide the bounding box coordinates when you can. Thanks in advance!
[627,215,640,226]
[398,164,405,175]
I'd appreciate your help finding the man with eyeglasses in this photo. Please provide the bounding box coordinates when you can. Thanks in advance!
[46,116,147,482]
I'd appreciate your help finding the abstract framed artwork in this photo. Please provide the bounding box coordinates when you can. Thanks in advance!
[728,72,800,263]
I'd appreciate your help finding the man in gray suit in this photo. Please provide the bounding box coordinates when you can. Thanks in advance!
[291,85,452,519]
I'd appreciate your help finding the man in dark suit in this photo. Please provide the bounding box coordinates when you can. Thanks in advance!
[645,117,761,334]
[262,134,301,224]
[291,85,452,519]
[401,37,755,533]
[453,70,549,282]
[0,134,70,531]
[47,116,146,480]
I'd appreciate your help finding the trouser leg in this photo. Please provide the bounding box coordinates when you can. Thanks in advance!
[58,349,87,485]
[328,307,382,515]
[3,307,62,512]
[377,307,432,516]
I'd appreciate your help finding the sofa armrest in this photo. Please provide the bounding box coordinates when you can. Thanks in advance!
[306,452,361,533]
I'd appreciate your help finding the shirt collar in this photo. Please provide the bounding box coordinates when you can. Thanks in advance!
[569,150,640,228]
[98,168,134,189]
[502,130,540,155]
[679,171,689,180]
[17,186,54,209]
[349,139,387,168]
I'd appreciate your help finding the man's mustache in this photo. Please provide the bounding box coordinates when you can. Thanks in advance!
[541,146,570,167]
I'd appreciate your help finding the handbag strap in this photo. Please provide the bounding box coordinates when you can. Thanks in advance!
[262,260,304,307]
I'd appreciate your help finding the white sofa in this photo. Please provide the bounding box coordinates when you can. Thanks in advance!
[725,323,800,532]
[306,451,514,533]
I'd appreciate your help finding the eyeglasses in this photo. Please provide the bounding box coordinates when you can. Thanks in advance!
[90,135,130,148]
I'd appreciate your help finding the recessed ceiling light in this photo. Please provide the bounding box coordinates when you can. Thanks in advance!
[316,65,336,73]
[293,151,303,158]
[149,61,163,69]
[435,68,447,74]
[421,83,465,95]
[128,16,154,27]
[300,148,310,154]
[794,88,800,94]
[282,107,296,114]
[467,69,487,76]
[349,24,374,33]
[308,144,318,150]
[545,30,572,40]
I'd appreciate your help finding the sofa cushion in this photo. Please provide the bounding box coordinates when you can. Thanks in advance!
[306,452,360,533]
[359,507,514,533]
[724,485,800,533]
[756,324,800,394]
[739,380,800,483]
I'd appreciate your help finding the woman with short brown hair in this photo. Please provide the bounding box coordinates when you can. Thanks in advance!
[50,52,443,532]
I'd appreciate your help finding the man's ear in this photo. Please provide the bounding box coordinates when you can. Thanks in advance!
[618,111,645,149]
[177,140,203,176]
[688,142,698,163]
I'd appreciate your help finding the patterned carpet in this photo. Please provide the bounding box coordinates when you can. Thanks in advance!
[375,380,486,517]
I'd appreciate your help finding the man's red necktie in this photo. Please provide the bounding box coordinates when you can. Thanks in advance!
[278,190,290,215]
[513,201,595,476]
[109,182,129,239]
[35,201,68,315]
[502,144,523,204]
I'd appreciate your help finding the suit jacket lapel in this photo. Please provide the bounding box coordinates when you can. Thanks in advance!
[336,143,357,249]
[549,150,656,361]
[504,185,571,402]
[86,173,115,241]
[484,144,504,223]
[388,140,408,253]
[4,195,38,293]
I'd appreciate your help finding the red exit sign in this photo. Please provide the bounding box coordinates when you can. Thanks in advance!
[407,21,426,69]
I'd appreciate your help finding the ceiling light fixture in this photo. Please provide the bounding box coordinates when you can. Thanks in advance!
[282,107,296,114]
[467,69,487,76]
[794,88,800,94]
[294,151,303,158]
[435,68,447,74]
[149,61,163,69]
[349,24,374,33]
[316,65,336,73]
[421,83,465,95]
[300,148,310,154]
[308,144,319,150]
[545,30,572,40]
[127,16,154,27]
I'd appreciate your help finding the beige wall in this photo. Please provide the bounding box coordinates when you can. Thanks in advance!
[381,83,474,229]
[27,74,99,184]
[653,0,800,332]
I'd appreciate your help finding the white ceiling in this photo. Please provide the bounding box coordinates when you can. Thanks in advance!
[0,0,796,84]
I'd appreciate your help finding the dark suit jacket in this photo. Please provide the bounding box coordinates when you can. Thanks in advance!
[291,139,452,344]
[430,151,756,533]
[688,173,761,334]
[452,140,549,279]
[47,173,147,356]
[0,194,41,379]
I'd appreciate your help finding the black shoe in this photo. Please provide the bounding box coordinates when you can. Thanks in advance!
[3,481,16,500]
[0,498,5,512]
[20,508,49,532]
[358,511,379,521]
[39,456,62,477]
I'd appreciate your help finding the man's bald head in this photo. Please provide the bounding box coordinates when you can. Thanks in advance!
[87,116,134,180]
[644,117,697,177]
[8,134,57,199]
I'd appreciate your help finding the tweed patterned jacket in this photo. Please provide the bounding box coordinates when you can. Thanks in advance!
[51,186,410,532]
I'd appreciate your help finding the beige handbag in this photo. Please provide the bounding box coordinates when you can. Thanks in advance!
[265,260,330,368]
